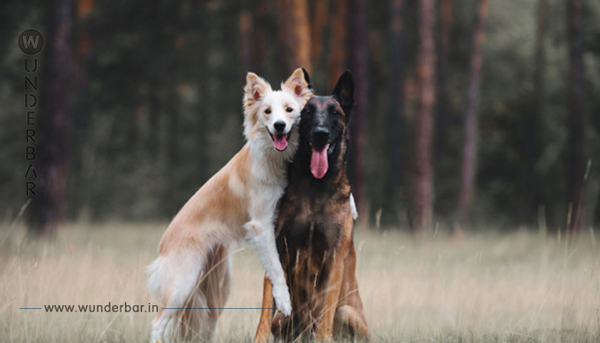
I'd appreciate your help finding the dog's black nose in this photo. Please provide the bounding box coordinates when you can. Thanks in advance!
[313,127,330,141]
[274,121,286,133]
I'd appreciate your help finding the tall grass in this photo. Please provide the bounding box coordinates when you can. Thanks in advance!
[1,223,599,342]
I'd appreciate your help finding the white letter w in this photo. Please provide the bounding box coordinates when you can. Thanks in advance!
[22,35,40,49]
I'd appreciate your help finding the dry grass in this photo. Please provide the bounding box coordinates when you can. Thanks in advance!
[1,223,599,342]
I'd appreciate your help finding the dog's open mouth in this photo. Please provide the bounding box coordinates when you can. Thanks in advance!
[310,143,330,179]
[269,131,290,151]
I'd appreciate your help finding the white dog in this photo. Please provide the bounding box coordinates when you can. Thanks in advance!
[147,69,312,342]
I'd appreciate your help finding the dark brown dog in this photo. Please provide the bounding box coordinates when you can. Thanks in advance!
[254,71,369,342]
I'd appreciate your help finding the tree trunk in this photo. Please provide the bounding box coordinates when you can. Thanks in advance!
[434,0,452,160]
[413,0,436,234]
[239,6,253,77]
[278,0,311,73]
[524,0,546,225]
[567,0,585,235]
[349,0,368,223]
[387,0,404,224]
[77,0,93,18]
[196,3,209,184]
[309,0,328,64]
[28,0,74,237]
[327,0,348,89]
[457,0,488,228]
[252,0,267,75]
[595,186,600,229]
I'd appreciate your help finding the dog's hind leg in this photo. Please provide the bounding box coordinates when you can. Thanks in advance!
[196,244,232,340]
[148,250,206,343]
[316,215,355,341]
[315,250,345,342]
[333,242,369,340]
[176,245,231,342]
[333,305,370,340]
[270,310,293,340]
[150,307,174,343]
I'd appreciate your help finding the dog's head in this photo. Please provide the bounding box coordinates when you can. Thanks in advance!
[243,68,313,152]
[299,71,354,179]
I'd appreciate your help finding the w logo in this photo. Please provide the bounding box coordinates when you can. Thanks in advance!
[23,35,40,49]
[19,30,44,54]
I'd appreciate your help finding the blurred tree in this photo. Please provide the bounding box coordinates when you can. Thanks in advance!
[435,0,452,160]
[413,0,436,233]
[28,0,74,237]
[278,0,311,73]
[309,0,328,64]
[567,0,584,235]
[251,0,267,75]
[77,0,93,18]
[523,0,546,225]
[349,0,368,221]
[387,0,404,223]
[196,3,210,187]
[457,0,488,228]
[239,3,253,77]
[327,0,347,89]
[433,0,454,226]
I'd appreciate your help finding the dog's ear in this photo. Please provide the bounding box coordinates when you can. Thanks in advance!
[301,68,314,92]
[332,70,355,119]
[244,72,272,108]
[243,72,272,139]
[283,68,313,105]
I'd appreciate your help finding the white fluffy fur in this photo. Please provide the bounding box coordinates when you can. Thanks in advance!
[350,193,359,220]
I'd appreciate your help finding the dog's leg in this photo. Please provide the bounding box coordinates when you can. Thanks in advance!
[196,244,231,341]
[334,305,370,340]
[333,243,369,339]
[148,251,206,343]
[254,275,275,343]
[316,213,354,342]
[245,219,292,316]
[150,307,173,343]
[314,249,345,342]
[335,253,369,340]
[270,310,288,339]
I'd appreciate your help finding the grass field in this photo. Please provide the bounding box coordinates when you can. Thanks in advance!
[1,223,599,342]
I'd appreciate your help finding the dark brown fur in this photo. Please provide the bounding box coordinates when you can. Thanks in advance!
[255,71,369,342]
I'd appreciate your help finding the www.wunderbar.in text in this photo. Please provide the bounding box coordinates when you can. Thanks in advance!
[39,302,158,313]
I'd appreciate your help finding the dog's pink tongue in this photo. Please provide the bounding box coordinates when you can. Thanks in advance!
[310,144,329,179]
[273,134,288,151]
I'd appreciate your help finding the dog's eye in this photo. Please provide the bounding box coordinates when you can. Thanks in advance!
[265,108,271,114]
[286,107,293,113]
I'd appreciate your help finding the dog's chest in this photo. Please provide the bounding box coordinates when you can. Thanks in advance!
[275,194,349,320]
[276,193,346,260]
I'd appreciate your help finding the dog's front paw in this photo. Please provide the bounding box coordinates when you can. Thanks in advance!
[272,283,292,316]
